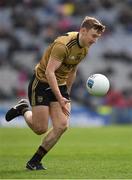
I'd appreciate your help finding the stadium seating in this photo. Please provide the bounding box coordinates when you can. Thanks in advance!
[0,0,132,105]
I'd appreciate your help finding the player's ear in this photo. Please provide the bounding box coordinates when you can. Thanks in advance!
[80,27,87,35]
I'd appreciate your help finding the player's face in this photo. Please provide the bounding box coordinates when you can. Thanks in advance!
[81,28,101,47]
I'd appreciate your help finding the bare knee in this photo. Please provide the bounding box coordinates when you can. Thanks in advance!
[32,121,48,135]
[55,121,69,135]
[33,127,48,135]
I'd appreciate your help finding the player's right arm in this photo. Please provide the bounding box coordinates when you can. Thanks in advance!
[45,43,70,116]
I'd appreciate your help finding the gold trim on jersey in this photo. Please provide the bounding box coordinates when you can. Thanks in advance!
[66,39,77,49]
[31,77,39,106]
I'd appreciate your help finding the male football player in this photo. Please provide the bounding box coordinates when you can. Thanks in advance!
[5,16,105,170]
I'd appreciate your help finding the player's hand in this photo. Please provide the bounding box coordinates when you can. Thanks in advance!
[58,97,71,117]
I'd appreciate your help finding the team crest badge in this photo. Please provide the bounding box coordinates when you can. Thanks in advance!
[37,96,43,103]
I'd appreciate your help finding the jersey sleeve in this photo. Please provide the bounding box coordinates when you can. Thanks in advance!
[50,43,67,62]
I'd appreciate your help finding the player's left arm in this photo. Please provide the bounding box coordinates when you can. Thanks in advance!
[66,66,78,94]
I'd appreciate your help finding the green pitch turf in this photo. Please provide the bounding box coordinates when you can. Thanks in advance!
[0,125,132,179]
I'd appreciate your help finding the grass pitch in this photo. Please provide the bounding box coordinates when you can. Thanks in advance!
[0,125,132,179]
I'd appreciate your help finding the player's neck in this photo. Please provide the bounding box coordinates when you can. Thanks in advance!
[78,33,88,48]
[77,33,84,48]
[79,40,84,47]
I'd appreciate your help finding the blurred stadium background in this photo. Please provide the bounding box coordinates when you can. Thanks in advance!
[0,0,132,127]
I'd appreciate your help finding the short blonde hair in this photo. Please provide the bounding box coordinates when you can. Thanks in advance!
[81,16,105,33]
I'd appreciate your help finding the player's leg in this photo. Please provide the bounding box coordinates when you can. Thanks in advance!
[26,101,71,170]
[26,84,71,170]
[23,106,49,135]
[5,100,49,135]
[5,74,49,135]
[41,101,71,151]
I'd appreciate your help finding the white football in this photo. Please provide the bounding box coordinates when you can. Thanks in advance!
[86,74,110,96]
